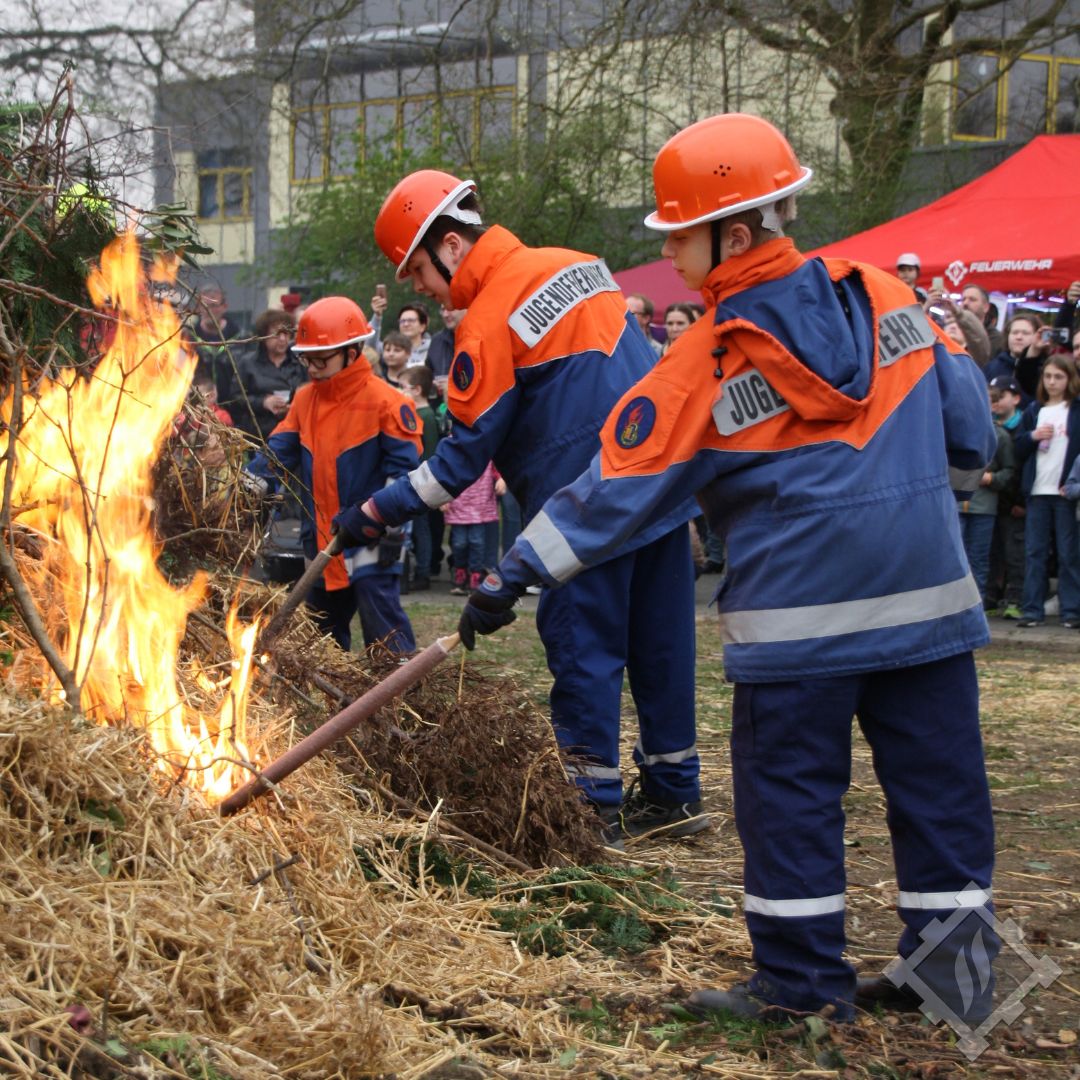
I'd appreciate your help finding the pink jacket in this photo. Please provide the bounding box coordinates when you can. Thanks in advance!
[443,462,499,525]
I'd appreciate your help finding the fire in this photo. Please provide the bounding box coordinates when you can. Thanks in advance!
[3,231,257,801]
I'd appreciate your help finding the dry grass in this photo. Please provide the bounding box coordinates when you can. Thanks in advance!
[152,401,266,579]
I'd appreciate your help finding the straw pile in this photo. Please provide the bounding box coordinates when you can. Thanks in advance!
[198,573,600,868]
[0,686,754,1078]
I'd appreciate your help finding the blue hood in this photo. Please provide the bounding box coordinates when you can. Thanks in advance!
[715,257,877,409]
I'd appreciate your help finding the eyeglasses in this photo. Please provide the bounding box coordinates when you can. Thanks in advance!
[299,349,341,367]
[397,317,420,326]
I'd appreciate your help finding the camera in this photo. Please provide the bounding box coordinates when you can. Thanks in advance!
[1042,327,1071,345]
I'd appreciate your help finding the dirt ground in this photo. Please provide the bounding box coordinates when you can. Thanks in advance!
[403,602,1080,1078]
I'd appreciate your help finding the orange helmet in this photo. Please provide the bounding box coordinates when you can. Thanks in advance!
[293,296,374,353]
[374,169,482,281]
[644,113,812,232]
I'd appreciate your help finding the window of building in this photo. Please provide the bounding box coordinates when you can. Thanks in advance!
[440,93,475,158]
[1007,57,1050,139]
[1058,59,1080,134]
[329,105,361,177]
[402,96,437,154]
[291,83,515,183]
[197,149,252,220]
[952,52,1080,142]
[478,91,514,154]
[954,53,1001,140]
[291,104,360,184]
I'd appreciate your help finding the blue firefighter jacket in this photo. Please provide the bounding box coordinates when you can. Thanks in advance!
[248,359,421,589]
[370,225,697,546]
[499,239,996,682]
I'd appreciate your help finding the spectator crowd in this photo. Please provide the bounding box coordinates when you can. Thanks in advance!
[908,256,1080,629]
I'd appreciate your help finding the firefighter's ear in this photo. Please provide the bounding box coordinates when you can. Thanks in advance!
[439,231,469,273]
[725,221,754,257]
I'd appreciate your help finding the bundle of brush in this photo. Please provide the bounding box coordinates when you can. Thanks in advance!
[151,390,265,579]
[251,599,604,868]
[315,647,603,868]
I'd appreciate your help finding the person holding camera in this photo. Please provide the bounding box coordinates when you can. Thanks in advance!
[923,286,990,367]
[1051,280,1080,339]
[246,297,421,654]
[983,312,1054,403]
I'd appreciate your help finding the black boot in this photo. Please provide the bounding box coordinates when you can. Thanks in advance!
[854,975,922,1012]
[620,779,709,839]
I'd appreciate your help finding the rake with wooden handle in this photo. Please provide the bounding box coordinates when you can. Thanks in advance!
[219,632,461,816]
[254,532,345,655]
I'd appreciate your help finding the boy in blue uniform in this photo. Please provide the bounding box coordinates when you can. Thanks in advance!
[460,114,1000,1026]
[334,170,704,841]
[248,297,421,653]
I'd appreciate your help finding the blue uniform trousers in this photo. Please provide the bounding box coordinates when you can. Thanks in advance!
[411,514,432,583]
[732,652,997,1021]
[536,524,698,807]
[959,513,996,605]
[307,574,416,655]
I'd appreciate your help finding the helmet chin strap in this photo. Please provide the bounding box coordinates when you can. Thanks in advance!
[711,219,724,271]
[422,236,454,285]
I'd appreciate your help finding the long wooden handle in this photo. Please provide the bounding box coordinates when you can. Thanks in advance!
[256,532,345,653]
[219,632,461,816]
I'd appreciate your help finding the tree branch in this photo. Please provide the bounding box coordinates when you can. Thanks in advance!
[0,313,81,711]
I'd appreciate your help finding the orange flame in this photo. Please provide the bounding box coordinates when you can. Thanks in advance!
[3,231,257,801]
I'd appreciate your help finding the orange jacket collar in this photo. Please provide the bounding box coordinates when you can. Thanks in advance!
[701,237,806,307]
[450,224,523,309]
[309,354,373,402]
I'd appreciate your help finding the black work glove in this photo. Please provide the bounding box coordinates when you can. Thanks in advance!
[331,500,385,548]
[458,571,521,650]
[377,526,405,569]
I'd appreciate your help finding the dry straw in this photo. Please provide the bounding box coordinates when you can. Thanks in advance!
[0,679,755,1078]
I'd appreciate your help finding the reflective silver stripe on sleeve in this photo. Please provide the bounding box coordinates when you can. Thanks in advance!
[634,739,698,765]
[720,574,981,645]
[343,547,380,574]
[408,461,453,509]
[565,763,623,781]
[897,888,991,910]
[520,510,585,583]
[743,893,846,917]
[950,466,985,492]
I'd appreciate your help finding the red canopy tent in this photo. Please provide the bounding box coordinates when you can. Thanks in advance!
[807,134,1080,294]
[614,135,1080,305]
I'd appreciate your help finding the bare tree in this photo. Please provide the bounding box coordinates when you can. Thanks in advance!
[1,0,252,205]
[686,0,1076,231]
